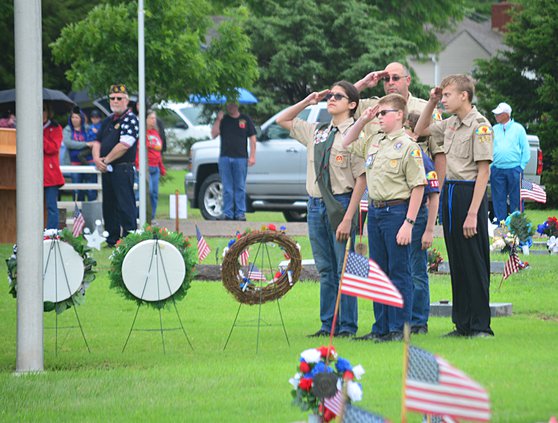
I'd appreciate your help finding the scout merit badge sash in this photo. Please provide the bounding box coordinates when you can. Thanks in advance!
[313,123,357,233]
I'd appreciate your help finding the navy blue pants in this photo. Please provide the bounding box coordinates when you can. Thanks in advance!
[102,163,137,245]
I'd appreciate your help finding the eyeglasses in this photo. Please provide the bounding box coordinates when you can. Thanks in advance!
[375,109,399,118]
[382,75,407,83]
[325,92,349,101]
[109,96,124,101]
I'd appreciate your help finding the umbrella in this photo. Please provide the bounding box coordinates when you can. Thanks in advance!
[0,88,75,115]
[189,87,258,105]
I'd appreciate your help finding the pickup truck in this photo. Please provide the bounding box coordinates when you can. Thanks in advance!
[185,103,331,221]
[184,103,543,221]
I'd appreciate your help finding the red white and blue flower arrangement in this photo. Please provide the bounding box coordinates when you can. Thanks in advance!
[289,346,365,422]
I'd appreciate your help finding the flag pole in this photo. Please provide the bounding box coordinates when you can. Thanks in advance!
[401,323,411,423]
[327,237,352,361]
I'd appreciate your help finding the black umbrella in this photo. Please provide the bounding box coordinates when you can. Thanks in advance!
[0,88,75,115]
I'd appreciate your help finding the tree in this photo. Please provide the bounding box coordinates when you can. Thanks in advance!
[474,0,558,206]
[50,0,258,102]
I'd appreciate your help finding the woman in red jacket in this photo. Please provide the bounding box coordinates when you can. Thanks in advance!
[43,103,65,229]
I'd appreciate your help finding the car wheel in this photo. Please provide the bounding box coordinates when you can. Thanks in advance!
[198,174,223,220]
[283,210,307,222]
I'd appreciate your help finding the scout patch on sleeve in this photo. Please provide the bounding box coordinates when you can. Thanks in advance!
[426,170,439,188]
[432,111,443,121]
[410,148,422,158]
[475,124,493,143]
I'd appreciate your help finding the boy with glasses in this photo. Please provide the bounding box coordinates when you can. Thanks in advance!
[414,74,494,338]
[343,94,426,342]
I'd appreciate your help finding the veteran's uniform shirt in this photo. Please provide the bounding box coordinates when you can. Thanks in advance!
[428,106,493,180]
[290,117,365,198]
[350,127,427,201]
[355,92,443,159]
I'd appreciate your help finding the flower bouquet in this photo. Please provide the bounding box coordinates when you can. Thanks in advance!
[537,216,558,238]
[506,211,535,246]
[289,346,365,422]
[490,222,518,253]
[427,248,443,272]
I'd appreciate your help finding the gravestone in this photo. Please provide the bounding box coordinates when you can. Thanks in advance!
[430,301,512,317]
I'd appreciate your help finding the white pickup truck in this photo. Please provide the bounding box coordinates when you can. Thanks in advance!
[184,103,543,221]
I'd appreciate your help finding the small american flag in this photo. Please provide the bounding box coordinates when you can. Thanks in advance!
[196,225,211,262]
[359,188,369,213]
[240,248,249,266]
[520,179,546,203]
[405,345,491,422]
[343,404,389,423]
[503,249,520,280]
[247,264,266,281]
[72,204,85,237]
[341,252,403,308]
[428,415,458,423]
[324,390,343,417]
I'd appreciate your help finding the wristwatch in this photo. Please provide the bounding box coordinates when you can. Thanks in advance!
[405,217,415,225]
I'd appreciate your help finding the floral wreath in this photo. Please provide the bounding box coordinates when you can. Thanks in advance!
[221,225,302,305]
[289,346,365,422]
[5,228,97,314]
[108,225,196,309]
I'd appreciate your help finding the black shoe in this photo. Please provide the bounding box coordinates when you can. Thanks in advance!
[307,329,330,338]
[353,332,383,341]
[104,243,116,249]
[410,325,428,335]
[375,331,403,343]
[218,216,233,221]
[235,216,246,221]
[443,329,468,338]
[335,331,355,339]
[470,331,494,338]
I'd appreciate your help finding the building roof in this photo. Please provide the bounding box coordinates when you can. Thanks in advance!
[438,17,508,56]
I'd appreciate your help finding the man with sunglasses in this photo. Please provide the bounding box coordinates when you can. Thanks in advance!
[92,84,138,247]
[352,63,446,336]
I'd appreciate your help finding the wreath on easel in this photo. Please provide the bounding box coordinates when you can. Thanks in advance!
[221,227,302,305]
[108,225,196,309]
[5,228,97,314]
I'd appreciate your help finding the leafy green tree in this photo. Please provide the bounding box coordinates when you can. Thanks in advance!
[474,0,558,206]
[51,0,258,102]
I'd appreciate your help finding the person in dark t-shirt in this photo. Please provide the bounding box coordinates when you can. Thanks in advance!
[211,102,256,221]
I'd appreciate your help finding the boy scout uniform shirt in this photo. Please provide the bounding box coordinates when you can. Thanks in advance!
[428,106,493,181]
[355,92,444,159]
[290,117,365,198]
[350,127,427,201]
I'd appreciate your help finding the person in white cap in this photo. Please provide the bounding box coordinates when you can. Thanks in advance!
[490,102,530,223]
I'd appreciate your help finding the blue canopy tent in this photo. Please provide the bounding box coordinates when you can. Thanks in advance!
[189,88,258,104]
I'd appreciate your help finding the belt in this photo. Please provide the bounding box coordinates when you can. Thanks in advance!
[371,199,408,208]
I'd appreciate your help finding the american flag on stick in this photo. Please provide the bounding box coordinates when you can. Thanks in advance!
[247,264,266,281]
[341,252,403,308]
[404,345,491,422]
[195,225,211,262]
[520,179,546,203]
[324,390,388,422]
[503,248,521,280]
[240,248,249,266]
[324,390,344,417]
[72,203,85,238]
[359,188,369,213]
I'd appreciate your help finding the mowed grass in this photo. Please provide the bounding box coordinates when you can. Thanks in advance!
[1,224,558,422]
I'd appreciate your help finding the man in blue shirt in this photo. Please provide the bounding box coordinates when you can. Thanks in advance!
[490,102,530,223]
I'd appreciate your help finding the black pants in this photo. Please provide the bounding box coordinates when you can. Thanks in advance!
[442,181,493,335]
[102,164,137,245]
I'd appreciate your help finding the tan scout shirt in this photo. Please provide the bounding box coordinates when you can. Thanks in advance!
[290,117,365,198]
[429,106,493,181]
[356,93,443,158]
[350,127,427,201]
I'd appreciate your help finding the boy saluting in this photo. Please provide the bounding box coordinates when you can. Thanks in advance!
[343,93,426,342]
[415,74,494,338]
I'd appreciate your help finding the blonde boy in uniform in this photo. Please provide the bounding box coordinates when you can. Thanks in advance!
[415,74,494,337]
[343,93,426,342]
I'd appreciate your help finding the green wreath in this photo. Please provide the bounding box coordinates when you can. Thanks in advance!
[108,225,196,309]
[5,228,97,314]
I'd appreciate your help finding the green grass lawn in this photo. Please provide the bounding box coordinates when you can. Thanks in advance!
[1,228,557,422]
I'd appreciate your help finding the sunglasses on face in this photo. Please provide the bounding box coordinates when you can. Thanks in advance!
[109,96,124,101]
[376,109,399,118]
[325,92,349,101]
[382,75,406,83]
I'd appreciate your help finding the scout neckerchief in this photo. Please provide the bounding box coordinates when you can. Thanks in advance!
[313,123,357,233]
